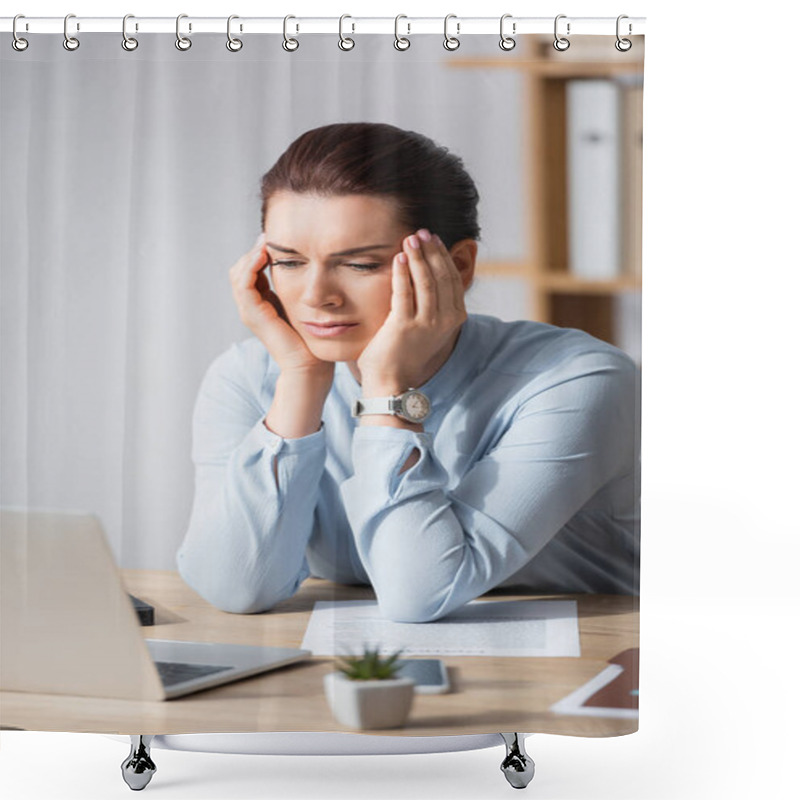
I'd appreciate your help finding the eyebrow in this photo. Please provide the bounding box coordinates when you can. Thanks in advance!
[266,242,394,257]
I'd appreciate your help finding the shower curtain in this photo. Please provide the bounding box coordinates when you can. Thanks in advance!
[0,22,643,743]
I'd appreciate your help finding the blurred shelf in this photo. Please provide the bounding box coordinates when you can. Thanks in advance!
[475,260,529,277]
[449,59,643,78]
[538,273,641,294]
[450,36,643,351]
[476,262,641,294]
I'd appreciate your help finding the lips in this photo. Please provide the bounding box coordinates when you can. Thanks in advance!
[304,321,357,327]
[302,322,359,338]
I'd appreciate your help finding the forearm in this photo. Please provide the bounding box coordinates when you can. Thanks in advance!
[357,416,422,473]
[339,428,504,622]
[266,369,332,440]
[357,380,423,472]
[178,369,331,613]
[177,420,327,613]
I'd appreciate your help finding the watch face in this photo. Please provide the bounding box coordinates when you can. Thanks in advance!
[401,391,431,422]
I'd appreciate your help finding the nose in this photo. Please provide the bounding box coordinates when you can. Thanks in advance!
[299,264,343,309]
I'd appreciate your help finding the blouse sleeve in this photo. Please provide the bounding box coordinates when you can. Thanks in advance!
[338,350,638,622]
[176,346,327,613]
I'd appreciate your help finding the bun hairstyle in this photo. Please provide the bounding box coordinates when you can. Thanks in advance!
[259,122,481,251]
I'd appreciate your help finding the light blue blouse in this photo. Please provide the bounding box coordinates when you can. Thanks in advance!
[177,313,640,622]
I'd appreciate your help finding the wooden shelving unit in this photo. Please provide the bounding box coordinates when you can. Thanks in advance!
[451,35,644,350]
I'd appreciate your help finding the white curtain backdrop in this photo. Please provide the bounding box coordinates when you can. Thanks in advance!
[2,33,538,567]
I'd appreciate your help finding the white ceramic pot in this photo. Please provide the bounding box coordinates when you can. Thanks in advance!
[323,671,415,730]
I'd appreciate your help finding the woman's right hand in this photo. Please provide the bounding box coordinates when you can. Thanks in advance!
[229,233,333,378]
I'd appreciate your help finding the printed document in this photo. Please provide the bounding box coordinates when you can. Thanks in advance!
[301,599,580,657]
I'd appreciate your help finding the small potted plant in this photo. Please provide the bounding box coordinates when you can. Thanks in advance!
[324,646,415,730]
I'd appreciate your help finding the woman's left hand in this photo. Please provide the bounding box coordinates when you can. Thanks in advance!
[356,229,468,396]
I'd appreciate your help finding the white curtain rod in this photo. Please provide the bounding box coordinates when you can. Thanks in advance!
[1,16,646,36]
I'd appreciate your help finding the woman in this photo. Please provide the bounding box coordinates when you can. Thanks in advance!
[177,122,639,623]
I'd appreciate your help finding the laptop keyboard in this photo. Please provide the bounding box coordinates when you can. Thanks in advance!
[154,660,233,687]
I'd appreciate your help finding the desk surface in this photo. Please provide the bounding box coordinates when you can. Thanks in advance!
[0,571,639,737]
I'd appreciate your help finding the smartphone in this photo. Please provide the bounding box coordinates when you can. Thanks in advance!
[394,659,450,694]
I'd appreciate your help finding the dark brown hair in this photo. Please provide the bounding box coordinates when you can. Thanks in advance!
[259,122,480,250]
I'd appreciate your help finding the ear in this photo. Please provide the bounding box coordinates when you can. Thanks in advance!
[448,239,478,291]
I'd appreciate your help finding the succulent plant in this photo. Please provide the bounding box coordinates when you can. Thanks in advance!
[334,646,404,681]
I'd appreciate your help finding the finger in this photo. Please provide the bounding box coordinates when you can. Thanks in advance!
[404,234,436,320]
[230,236,276,322]
[256,271,289,323]
[391,252,416,319]
[420,232,460,314]
[230,233,268,287]
[246,233,269,276]
[232,257,266,304]
[433,234,467,314]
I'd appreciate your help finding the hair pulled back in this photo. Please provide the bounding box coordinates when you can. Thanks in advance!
[260,122,480,250]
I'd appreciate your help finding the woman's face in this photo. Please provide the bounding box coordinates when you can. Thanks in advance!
[264,191,413,363]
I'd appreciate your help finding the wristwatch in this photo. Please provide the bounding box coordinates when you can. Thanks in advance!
[352,388,432,423]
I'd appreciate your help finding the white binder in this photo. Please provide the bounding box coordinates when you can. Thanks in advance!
[566,79,622,279]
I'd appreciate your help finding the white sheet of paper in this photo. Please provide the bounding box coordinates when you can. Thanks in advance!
[300,599,581,657]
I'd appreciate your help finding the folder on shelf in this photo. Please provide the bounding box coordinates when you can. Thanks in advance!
[566,79,622,279]
[621,83,644,279]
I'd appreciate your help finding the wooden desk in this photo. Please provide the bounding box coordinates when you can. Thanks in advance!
[0,571,638,738]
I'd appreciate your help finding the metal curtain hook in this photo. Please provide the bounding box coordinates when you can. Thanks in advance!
[175,14,192,51]
[339,14,355,51]
[394,14,410,51]
[616,15,633,52]
[227,15,243,51]
[499,14,516,51]
[553,14,570,51]
[122,14,138,51]
[443,14,460,51]
[63,13,80,51]
[283,15,299,51]
[12,14,29,51]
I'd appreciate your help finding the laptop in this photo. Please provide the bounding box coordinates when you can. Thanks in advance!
[0,508,311,700]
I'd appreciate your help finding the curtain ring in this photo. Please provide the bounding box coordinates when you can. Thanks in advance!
[553,14,570,51]
[175,14,192,51]
[122,14,138,51]
[499,14,516,51]
[394,15,410,51]
[339,15,355,51]
[615,15,633,52]
[443,14,460,51]
[12,14,29,52]
[282,15,299,51]
[63,13,80,51]
[226,15,243,52]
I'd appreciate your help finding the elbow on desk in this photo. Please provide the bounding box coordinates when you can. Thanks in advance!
[376,592,452,624]
[175,549,293,615]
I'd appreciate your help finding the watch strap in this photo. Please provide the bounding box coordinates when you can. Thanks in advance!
[352,396,401,417]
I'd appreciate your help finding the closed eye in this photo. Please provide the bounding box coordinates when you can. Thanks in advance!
[273,261,383,273]
[347,262,382,272]
[272,260,304,270]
